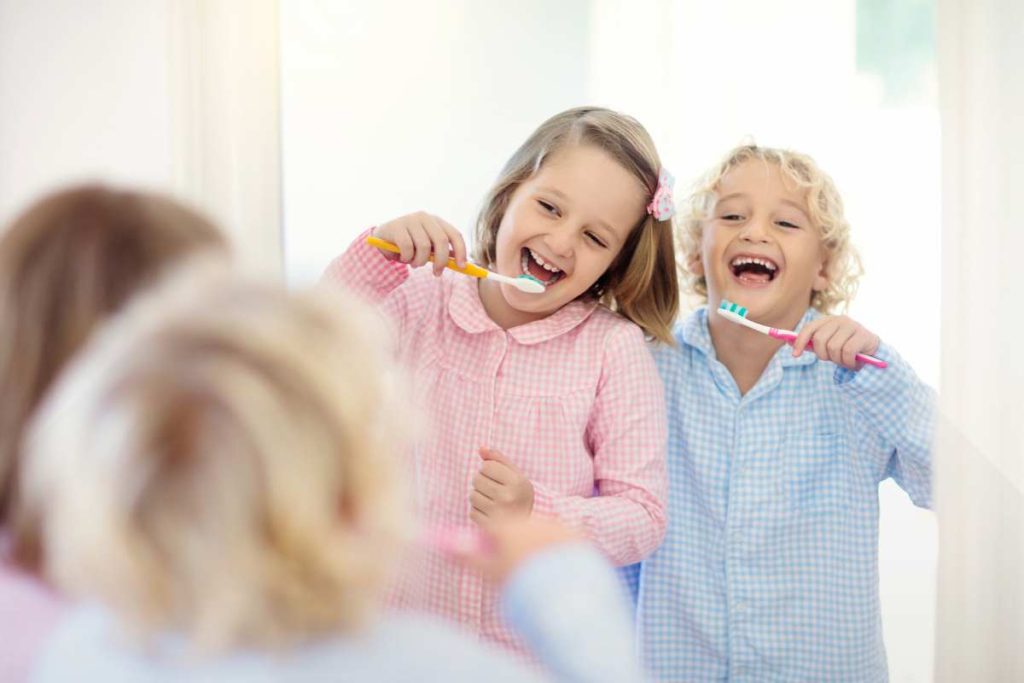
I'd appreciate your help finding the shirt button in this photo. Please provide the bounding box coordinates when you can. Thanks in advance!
[732,601,746,614]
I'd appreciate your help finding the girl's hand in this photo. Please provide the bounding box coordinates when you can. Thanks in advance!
[459,515,581,585]
[372,211,468,276]
[470,448,535,525]
[791,315,881,370]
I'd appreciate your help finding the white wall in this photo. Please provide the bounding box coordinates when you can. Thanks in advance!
[0,0,174,224]
[0,0,282,274]
[280,0,590,284]
[935,0,1024,677]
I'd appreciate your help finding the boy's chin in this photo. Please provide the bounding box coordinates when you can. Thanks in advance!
[711,289,805,323]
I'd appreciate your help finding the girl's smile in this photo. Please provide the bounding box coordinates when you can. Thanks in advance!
[479,144,647,330]
[520,247,566,287]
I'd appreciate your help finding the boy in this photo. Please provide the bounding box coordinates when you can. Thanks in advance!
[635,145,934,682]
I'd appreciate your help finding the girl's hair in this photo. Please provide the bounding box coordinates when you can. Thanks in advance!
[21,273,409,650]
[679,144,863,313]
[0,184,228,565]
[474,106,679,344]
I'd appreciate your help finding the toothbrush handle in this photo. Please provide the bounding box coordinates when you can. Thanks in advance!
[366,235,489,279]
[769,329,888,369]
[422,524,494,557]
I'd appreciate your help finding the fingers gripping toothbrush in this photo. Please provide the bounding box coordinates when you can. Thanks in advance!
[717,300,888,369]
[366,235,546,294]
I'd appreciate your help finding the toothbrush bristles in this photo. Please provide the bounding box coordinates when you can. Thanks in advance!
[719,299,748,317]
[513,274,545,294]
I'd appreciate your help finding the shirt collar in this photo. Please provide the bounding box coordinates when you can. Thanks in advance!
[681,305,822,368]
[448,274,600,345]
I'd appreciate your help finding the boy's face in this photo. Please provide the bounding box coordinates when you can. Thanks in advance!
[484,144,645,326]
[694,159,828,328]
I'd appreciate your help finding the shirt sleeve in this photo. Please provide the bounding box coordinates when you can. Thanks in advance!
[502,542,647,683]
[320,228,418,340]
[833,341,936,508]
[618,562,641,607]
[531,325,669,565]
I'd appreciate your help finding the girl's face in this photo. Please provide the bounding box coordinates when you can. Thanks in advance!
[480,144,647,329]
[695,159,828,329]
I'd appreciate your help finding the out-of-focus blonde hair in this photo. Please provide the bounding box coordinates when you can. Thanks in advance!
[474,106,679,343]
[0,185,228,569]
[678,144,863,313]
[21,271,409,651]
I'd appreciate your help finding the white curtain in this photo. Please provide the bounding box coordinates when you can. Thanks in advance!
[935,0,1024,678]
[168,0,283,277]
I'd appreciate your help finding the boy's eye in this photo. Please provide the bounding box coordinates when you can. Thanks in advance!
[776,220,801,229]
[537,199,559,216]
[585,231,607,248]
[720,214,744,222]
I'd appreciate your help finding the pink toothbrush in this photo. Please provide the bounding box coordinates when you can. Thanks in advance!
[421,524,494,557]
[717,300,888,369]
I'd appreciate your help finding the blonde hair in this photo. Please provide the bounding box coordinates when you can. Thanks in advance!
[21,272,409,651]
[474,106,679,344]
[0,184,228,568]
[678,144,863,313]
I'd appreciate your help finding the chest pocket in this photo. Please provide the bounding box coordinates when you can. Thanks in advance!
[782,431,854,512]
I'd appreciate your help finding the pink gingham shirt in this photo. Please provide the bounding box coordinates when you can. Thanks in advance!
[323,234,667,649]
[1,538,64,682]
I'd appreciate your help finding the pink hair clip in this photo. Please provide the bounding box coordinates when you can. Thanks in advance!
[647,169,676,221]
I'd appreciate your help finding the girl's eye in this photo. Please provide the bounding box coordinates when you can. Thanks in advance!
[585,231,607,248]
[777,220,801,229]
[720,214,744,222]
[538,200,559,216]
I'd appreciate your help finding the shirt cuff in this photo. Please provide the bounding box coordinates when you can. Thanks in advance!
[501,543,643,683]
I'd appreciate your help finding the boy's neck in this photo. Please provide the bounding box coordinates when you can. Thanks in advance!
[707,307,789,396]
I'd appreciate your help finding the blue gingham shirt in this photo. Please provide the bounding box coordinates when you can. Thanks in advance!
[629,307,934,682]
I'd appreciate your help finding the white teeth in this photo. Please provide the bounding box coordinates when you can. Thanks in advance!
[528,249,562,273]
[730,256,778,271]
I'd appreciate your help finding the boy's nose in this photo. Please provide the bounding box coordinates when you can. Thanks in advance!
[739,218,771,243]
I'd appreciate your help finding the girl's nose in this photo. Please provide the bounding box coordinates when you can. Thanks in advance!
[546,223,576,258]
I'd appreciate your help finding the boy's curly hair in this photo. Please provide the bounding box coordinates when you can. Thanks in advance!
[678,144,863,313]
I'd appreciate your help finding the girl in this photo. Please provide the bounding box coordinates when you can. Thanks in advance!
[0,185,227,682]
[324,106,678,650]
[25,276,644,682]
[634,145,934,681]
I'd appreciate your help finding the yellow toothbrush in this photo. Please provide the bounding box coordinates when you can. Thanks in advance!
[366,235,546,294]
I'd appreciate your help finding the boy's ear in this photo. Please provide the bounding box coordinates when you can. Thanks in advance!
[812,252,829,293]
[687,251,705,277]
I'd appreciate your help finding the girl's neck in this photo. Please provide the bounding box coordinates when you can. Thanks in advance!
[707,308,786,396]
[477,278,549,329]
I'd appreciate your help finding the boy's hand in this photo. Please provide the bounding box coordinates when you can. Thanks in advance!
[372,211,468,276]
[470,448,534,525]
[791,315,880,370]
[458,515,581,585]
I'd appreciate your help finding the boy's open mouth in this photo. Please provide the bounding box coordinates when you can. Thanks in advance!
[521,248,564,286]
[730,255,779,284]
